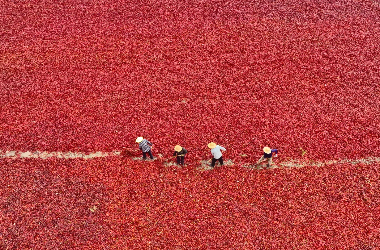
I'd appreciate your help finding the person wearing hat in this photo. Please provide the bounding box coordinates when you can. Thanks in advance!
[136,137,154,160]
[173,145,188,165]
[256,147,278,168]
[208,142,226,168]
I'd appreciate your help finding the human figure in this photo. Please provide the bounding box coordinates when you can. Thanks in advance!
[256,147,278,168]
[208,142,226,168]
[136,137,154,160]
[173,145,188,165]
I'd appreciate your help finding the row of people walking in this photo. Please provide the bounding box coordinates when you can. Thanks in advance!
[135,137,278,168]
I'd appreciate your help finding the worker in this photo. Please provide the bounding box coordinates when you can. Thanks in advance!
[208,142,226,168]
[136,137,154,160]
[173,145,188,165]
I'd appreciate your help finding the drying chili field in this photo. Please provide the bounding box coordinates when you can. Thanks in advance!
[1,0,379,249]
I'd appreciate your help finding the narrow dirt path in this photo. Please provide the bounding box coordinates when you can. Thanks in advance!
[1,150,379,169]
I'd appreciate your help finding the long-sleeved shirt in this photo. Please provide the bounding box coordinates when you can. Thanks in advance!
[139,139,152,152]
[173,148,188,157]
[211,145,226,159]
[264,149,278,158]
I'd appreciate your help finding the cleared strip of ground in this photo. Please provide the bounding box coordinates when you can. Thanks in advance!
[0,150,121,159]
[1,150,378,169]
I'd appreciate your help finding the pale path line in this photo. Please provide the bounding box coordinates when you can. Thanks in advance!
[276,157,380,168]
[0,150,122,159]
[0,150,379,167]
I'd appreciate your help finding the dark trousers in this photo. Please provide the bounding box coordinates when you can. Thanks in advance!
[142,150,153,159]
[176,156,185,165]
[211,157,223,167]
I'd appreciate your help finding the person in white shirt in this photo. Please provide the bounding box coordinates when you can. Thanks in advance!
[208,142,226,168]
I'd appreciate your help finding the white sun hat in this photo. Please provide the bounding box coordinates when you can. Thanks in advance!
[208,142,217,149]
[174,145,182,152]
[263,147,271,154]
[136,137,143,143]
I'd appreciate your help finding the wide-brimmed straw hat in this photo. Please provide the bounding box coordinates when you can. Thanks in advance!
[136,137,143,143]
[174,145,182,152]
[263,147,271,154]
[208,142,217,149]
